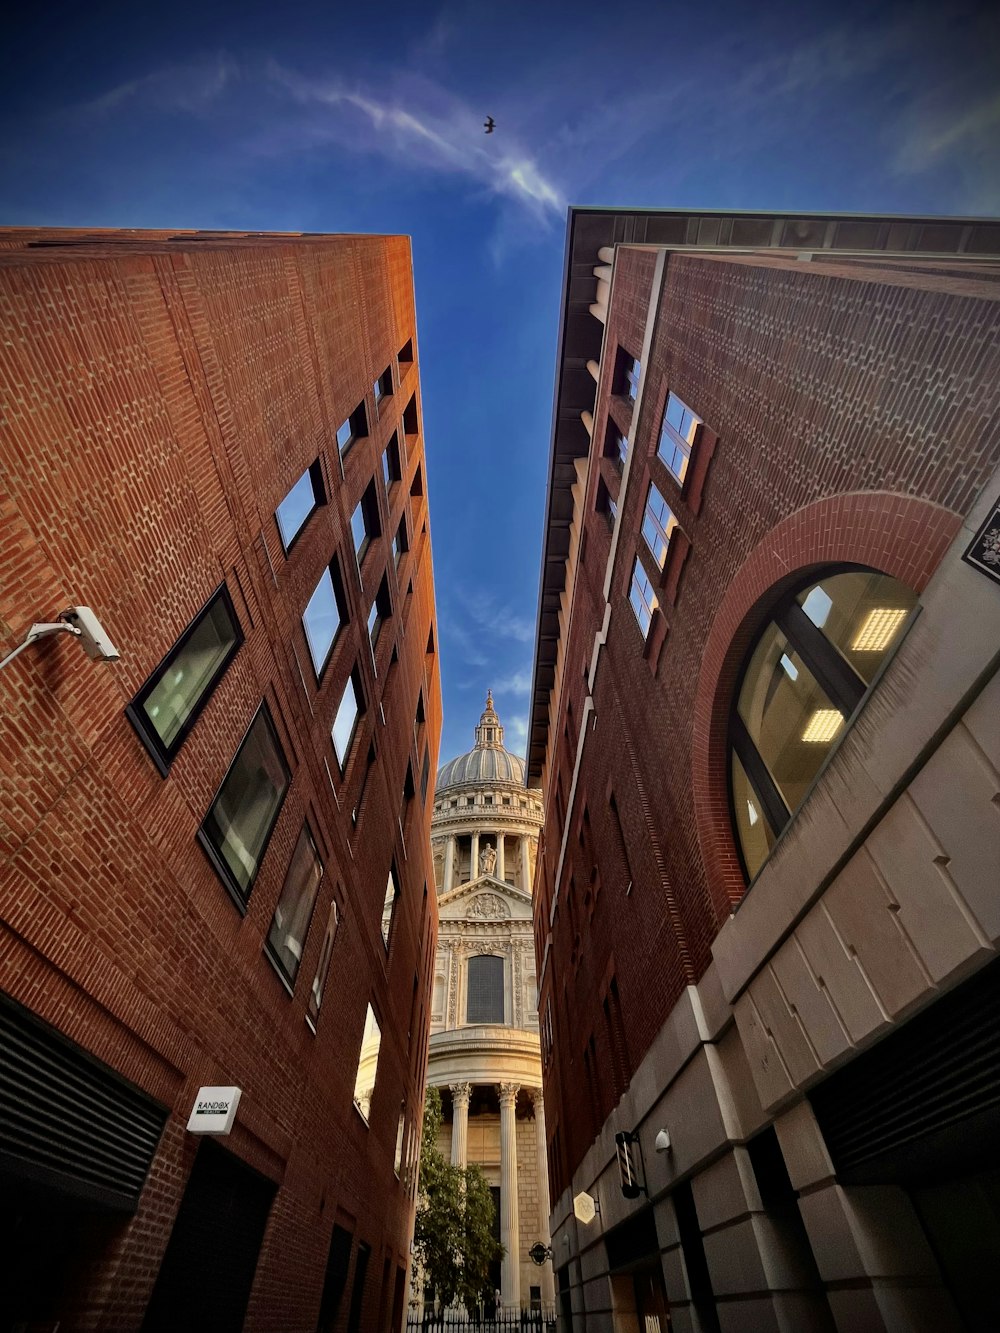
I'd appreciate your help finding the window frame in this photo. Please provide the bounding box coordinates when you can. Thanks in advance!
[641,482,677,570]
[196,702,291,912]
[381,864,400,951]
[302,558,348,682]
[466,953,505,1025]
[275,459,326,554]
[657,392,702,486]
[374,366,393,409]
[337,403,369,457]
[728,565,919,884]
[628,556,657,638]
[126,583,244,776]
[306,896,340,1032]
[265,822,324,992]
[332,668,364,774]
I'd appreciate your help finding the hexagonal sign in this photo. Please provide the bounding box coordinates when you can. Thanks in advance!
[572,1191,598,1224]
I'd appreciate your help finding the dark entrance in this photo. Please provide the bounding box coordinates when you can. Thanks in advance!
[141,1138,275,1333]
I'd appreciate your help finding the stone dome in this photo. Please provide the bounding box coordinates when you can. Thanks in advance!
[436,691,526,790]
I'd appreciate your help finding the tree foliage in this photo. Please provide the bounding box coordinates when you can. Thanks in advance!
[413,1087,504,1309]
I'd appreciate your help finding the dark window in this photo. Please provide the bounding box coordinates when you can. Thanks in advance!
[367,575,392,651]
[393,514,409,565]
[382,865,399,949]
[402,394,419,438]
[197,705,290,908]
[306,897,340,1031]
[317,1226,352,1333]
[731,569,917,880]
[265,824,323,988]
[374,366,393,407]
[410,464,423,498]
[346,1241,371,1333]
[337,402,368,456]
[614,346,640,401]
[467,954,504,1024]
[382,432,401,490]
[398,338,414,369]
[127,585,243,774]
[276,460,325,552]
[351,480,381,563]
[302,559,347,679]
[604,420,628,471]
[596,478,617,530]
[420,747,430,804]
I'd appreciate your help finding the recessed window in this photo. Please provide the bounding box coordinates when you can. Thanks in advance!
[604,421,628,472]
[306,898,340,1031]
[398,338,414,370]
[615,348,641,402]
[393,515,409,566]
[730,569,917,880]
[596,478,618,530]
[198,705,290,907]
[641,483,677,569]
[382,432,401,491]
[629,557,657,637]
[302,560,347,679]
[351,480,381,563]
[127,584,243,773]
[382,865,399,949]
[467,954,504,1024]
[374,366,393,407]
[420,747,430,803]
[332,669,363,772]
[658,392,701,485]
[266,825,323,988]
[276,461,325,553]
[368,575,392,650]
[394,1106,406,1176]
[353,1004,382,1123]
[402,395,418,438]
[337,402,368,456]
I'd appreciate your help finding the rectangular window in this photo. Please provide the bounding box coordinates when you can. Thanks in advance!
[306,897,340,1030]
[337,402,368,456]
[596,479,618,531]
[658,391,701,485]
[467,954,504,1024]
[302,560,346,679]
[382,432,401,490]
[620,353,640,402]
[420,747,430,804]
[394,1106,406,1176]
[641,483,677,569]
[402,394,418,438]
[398,338,414,371]
[127,584,243,773]
[352,480,381,564]
[604,421,629,471]
[332,670,362,772]
[374,366,393,406]
[275,460,325,553]
[367,576,391,653]
[198,705,290,906]
[393,515,409,566]
[382,865,399,949]
[353,1004,382,1123]
[629,557,657,638]
[266,824,323,987]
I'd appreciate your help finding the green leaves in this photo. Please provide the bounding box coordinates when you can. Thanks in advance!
[414,1088,505,1310]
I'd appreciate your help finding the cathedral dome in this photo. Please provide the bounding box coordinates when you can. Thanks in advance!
[436,691,527,790]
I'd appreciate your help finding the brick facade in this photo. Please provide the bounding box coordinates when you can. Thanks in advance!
[0,230,440,1332]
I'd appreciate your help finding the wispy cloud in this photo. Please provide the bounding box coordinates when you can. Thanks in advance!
[449,584,535,644]
[79,54,239,117]
[493,668,532,696]
[504,713,528,757]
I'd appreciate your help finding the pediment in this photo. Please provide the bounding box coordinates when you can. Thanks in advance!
[438,875,533,922]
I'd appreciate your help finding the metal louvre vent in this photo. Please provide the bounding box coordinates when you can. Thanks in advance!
[467,954,504,1024]
[0,993,168,1211]
[810,957,1000,1185]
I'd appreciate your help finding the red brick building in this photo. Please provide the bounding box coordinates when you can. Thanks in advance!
[0,229,440,1332]
[528,210,1000,1332]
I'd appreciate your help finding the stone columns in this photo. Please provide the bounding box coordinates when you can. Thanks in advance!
[531,1088,556,1307]
[497,833,506,883]
[450,1082,472,1168]
[498,1082,521,1310]
[443,835,455,893]
[520,836,531,892]
[471,831,479,879]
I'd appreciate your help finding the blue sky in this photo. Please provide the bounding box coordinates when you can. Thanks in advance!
[2,0,999,765]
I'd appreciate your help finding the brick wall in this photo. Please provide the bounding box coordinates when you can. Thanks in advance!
[536,246,1000,1196]
[0,230,441,1332]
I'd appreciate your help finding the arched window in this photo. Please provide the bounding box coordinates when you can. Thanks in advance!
[730,569,917,880]
[467,954,504,1024]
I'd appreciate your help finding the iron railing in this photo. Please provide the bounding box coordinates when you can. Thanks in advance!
[407,1308,556,1332]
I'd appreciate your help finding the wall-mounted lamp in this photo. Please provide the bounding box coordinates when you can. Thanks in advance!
[0,607,119,674]
[572,1191,599,1225]
[654,1128,672,1153]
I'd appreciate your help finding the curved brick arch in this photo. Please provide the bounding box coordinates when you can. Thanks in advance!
[692,490,961,922]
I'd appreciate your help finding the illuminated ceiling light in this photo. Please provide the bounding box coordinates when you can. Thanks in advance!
[802,709,844,743]
[851,607,908,651]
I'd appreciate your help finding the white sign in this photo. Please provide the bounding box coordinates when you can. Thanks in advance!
[573,1191,598,1225]
[187,1085,241,1135]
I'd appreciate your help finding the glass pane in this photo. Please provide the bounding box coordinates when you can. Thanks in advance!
[351,502,367,554]
[731,752,778,880]
[367,598,379,644]
[381,869,398,947]
[353,1004,382,1121]
[302,567,342,676]
[332,676,359,768]
[337,419,352,452]
[467,954,504,1023]
[204,710,289,895]
[142,596,238,748]
[267,826,323,984]
[307,899,339,1026]
[276,467,318,549]
[738,623,842,815]
[797,571,917,686]
[642,484,675,568]
[629,558,656,636]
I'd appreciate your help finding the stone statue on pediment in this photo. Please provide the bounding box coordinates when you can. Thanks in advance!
[479,843,497,875]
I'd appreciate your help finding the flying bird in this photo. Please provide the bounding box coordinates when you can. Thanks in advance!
[484,116,495,134]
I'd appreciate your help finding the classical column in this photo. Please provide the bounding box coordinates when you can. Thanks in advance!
[450,1082,472,1168]
[443,835,456,893]
[531,1089,556,1307]
[498,1082,521,1310]
[520,836,531,893]
[497,833,506,883]
[471,831,480,878]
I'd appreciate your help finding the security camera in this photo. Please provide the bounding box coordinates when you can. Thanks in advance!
[61,607,120,661]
